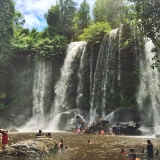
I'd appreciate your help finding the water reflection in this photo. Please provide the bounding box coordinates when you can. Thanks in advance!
[6,132,160,160]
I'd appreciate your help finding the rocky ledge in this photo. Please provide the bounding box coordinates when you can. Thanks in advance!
[0,137,59,158]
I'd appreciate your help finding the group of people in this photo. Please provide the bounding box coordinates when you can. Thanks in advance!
[36,130,52,138]
[121,139,158,159]
[35,130,69,150]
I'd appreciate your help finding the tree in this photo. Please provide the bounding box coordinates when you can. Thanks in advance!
[128,0,160,44]
[93,0,134,29]
[58,0,76,40]
[0,0,15,60]
[72,0,91,40]
[44,5,62,37]
[45,0,77,41]
[0,0,15,109]
[128,0,160,69]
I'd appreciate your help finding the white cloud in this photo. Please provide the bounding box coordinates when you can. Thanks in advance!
[14,0,96,31]
[14,0,56,30]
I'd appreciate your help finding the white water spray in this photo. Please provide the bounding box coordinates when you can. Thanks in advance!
[49,41,87,130]
[137,40,160,134]
[19,60,52,131]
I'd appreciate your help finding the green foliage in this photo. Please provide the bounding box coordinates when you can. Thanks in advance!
[11,27,41,54]
[0,92,6,99]
[32,35,68,61]
[72,0,91,40]
[0,103,5,110]
[14,11,25,26]
[45,0,77,41]
[44,5,62,37]
[128,0,160,69]
[0,0,15,60]
[93,0,135,29]
[78,22,111,45]
[128,0,160,43]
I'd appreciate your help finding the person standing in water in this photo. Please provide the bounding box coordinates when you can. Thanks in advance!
[76,122,81,134]
[59,139,64,149]
[146,139,153,158]
[0,130,8,150]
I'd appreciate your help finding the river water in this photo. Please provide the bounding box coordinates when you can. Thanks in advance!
[3,132,160,160]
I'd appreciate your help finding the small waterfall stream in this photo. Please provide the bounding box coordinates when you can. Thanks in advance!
[19,60,52,131]
[47,41,87,131]
[90,29,119,123]
[137,41,160,134]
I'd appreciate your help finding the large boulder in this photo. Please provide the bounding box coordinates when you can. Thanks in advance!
[105,108,141,123]
[0,137,59,158]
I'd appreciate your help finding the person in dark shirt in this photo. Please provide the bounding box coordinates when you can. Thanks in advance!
[47,132,51,138]
[128,149,136,160]
[36,130,42,136]
[146,140,153,158]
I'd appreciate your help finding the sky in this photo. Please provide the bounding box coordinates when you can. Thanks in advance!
[14,0,96,31]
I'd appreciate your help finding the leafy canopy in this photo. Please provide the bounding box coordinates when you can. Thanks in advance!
[78,22,111,45]
[93,0,135,29]
[128,0,160,69]
[32,35,68,61]
[0,0,15,60]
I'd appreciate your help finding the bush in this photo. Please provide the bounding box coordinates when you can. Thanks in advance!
[78,22,111,45]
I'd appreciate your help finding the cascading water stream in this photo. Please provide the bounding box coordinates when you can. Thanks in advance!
[19,60,52,131]
[89,29,119,123]
[47,41,87,131]
[137,41,160,134]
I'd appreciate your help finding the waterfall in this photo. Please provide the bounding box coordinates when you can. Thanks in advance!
[89,29,119,123]
[19,59,52,131]
[47,41,87,131]
[137,40,160,134]
[16,24,160,133]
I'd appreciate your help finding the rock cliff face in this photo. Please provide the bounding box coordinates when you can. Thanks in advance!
[0,137,59,158]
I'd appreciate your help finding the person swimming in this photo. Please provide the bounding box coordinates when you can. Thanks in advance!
[154,149,159,155]
[36,130,42,136]
[140,147,144,153]
[128,149,136,160]
[120,148,126,154]
[59,139,64,149]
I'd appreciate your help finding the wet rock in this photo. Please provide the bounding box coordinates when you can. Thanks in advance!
[105,108,141,123]
[85,120,109,133]
[0,137,59,158]
[9,128,19,132]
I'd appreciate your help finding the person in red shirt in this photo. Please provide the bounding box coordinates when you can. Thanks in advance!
[0,130,8,150]
[100,129,105,135]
